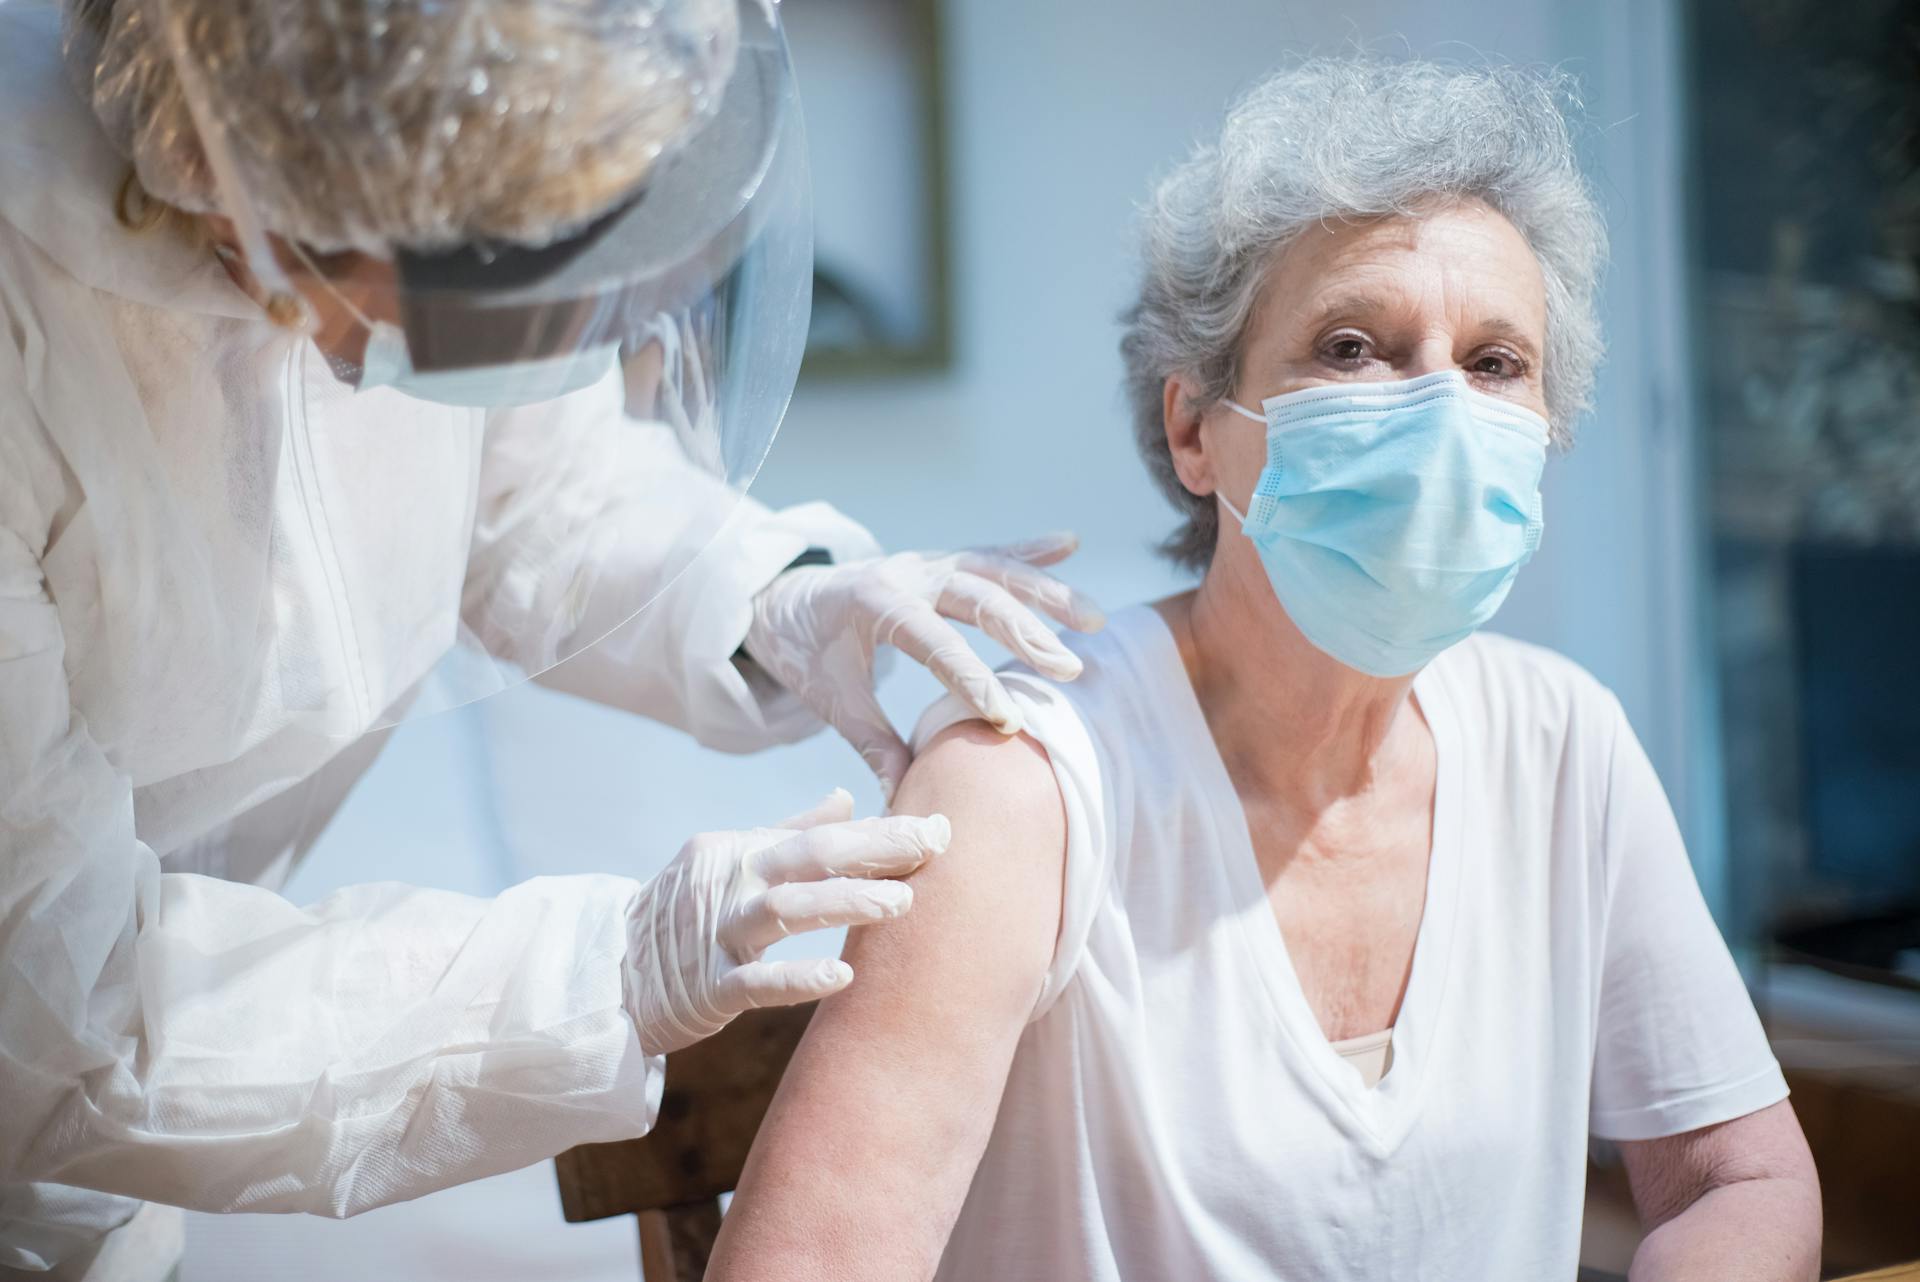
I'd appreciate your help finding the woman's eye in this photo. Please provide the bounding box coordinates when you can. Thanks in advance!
[1468,349,1526,379]
[1324,335,1370,363]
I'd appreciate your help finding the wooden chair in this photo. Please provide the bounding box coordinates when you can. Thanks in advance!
[553,1002,814,1282]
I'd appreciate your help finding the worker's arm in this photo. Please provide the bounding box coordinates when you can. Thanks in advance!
[0,561,933,1230]
[0,503,661,1217]
[1621,1099,1822,1281]
[707,720,1068,1282]
[472,371,1102,787]
[0,219,672,1245]
[469,369,882,754]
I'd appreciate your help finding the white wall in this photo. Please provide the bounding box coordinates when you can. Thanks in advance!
[186,1,1705,1276]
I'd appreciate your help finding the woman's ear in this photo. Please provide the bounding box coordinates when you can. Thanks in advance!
[1163,373,1215,499]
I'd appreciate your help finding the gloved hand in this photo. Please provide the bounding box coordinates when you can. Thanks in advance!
[624,788,949,1057]
[744,533,1106,799]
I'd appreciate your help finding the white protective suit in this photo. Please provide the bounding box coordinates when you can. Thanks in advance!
[0,1,881,1273]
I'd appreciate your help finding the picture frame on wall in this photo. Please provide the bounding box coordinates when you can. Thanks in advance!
[783,0,952,376]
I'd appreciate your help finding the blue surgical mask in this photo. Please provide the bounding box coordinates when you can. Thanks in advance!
[355,320,618,408]
[1217,370,1548,677]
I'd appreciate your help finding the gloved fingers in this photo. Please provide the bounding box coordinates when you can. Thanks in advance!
[818,681,914,803]
[884,604,1025,736]
[749,813,951,883]
[773,787,857,832]
[721,878,915,959]
[955,550,1106,634]
[715,790,856,860]
[710,958,855,1019]
[937,572,1084,682]
[992,531,1081,568]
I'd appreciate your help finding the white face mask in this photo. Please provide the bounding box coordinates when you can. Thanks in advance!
[355,320,618,408]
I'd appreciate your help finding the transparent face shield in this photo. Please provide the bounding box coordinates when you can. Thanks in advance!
[133,0,813,734]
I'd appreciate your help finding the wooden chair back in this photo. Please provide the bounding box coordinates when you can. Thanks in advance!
[553,1002,815,1281]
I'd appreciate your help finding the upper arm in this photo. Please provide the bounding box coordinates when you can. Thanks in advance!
[1619,1100,1819,1230]
[708,720,1068,1282]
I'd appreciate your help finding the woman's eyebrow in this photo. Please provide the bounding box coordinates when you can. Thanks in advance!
[1296,291,1404,331]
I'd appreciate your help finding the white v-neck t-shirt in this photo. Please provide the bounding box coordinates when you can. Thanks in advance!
[912,607,1785,1281]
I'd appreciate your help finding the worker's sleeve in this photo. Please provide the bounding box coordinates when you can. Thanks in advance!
[0,527,664,1216]
[466,371,882,754]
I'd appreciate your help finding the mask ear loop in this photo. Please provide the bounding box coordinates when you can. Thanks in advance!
[278,240,400,388]
[280,239,384,335]
[147,0,314,333]
[1215,397,1266,527]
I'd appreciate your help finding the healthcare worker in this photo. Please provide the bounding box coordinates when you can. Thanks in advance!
[0,0,1104,1275]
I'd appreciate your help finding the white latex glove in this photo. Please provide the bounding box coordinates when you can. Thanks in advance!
[624,789,949,1057]
[743,533,1106,799]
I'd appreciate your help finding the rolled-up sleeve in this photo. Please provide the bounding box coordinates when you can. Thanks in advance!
[0,514,663,1219]
[465,372,881,753]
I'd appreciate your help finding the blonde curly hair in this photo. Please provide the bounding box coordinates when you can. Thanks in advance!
[63,0,739,254]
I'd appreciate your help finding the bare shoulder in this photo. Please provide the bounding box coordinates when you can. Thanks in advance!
[893,719,1066,902]
[852,719,1068,1010]
[899,719,1065,835]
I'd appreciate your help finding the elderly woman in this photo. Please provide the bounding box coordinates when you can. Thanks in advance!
[706,58,1823,1281]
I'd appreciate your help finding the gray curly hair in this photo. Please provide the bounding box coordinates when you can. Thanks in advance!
[1119,57,1609,572]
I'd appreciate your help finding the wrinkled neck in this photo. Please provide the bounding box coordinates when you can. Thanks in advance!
[1166,555,1423,812]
